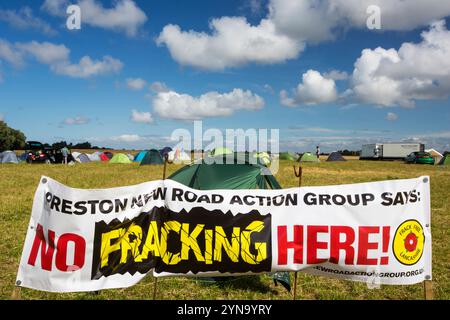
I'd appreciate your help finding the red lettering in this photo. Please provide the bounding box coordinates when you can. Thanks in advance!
[330,226,355,264]
[277,225,303,265]
[27,224,86,271]
[357,226,379,265]
[27,224,55,271]
[55,233,86,271]
[307,225,328,264]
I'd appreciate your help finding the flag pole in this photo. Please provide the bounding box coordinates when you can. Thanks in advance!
[292,165,303,300]
[153,154,169,300]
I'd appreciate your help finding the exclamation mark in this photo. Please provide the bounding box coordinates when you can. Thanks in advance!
[380,226,390,265]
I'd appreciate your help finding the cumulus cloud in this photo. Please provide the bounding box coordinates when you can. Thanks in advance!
[42,0,147,37]
[0,6,57,36]
[323,69,348,81]
[1,39,123,78]
[351,20,450,107]
[150,81,170,93]
[157,0,450,69]
[111,134,142,142]
[269,0,450,43]
[126,78,147,90]
[386,112,398,121]
[153,88,265,120]
[63,116,90,125]
[157,17,303,70]
[280,70,338,106]
[131,109,153,124]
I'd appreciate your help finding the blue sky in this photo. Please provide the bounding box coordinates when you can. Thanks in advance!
[1,0,450,152]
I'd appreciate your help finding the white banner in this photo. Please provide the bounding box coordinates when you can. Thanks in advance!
[16,176,432,292]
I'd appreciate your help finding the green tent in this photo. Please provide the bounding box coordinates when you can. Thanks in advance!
[439,154,450,165]
[168,154,290,291]
[209,147,233,157]
[140,149,164,165]
[299,152,319,162]
[279,152,296,161]
[169,155,280,190]
[109,153,132,164]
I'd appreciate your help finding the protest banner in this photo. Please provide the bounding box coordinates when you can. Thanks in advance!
[16,176,431,292]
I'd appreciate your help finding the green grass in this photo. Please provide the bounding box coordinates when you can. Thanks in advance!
[0,160,449,300]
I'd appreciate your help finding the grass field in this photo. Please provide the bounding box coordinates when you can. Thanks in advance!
[0,159,448,300]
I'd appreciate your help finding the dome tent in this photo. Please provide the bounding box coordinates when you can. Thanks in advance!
[299,152,319,162]
[168,153,290,291]
[134,150,148,163]
[140,149,164,165]
[168,149,192,164]
[439,153,450,165]
[0,151,19,164]
[279,152,296,161]
[326,152,346,162]
[88,153,101,162]
[75,153,91,163]
[109,153,132,164]
[160,147,173,158]
[99,153,110,161]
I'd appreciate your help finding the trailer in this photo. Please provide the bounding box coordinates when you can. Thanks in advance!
[360,143,424,160]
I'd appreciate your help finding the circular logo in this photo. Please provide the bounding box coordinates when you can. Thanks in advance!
[393,219,425,265]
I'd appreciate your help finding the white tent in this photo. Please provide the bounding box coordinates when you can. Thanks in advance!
[425,149,443,165]
[72,151,81,159]
[168,150,191,164]
[88,153,101,161]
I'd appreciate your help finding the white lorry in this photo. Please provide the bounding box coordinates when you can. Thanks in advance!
[360,143,424,160]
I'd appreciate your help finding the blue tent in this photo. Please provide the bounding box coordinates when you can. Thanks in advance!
[134,150,148,163]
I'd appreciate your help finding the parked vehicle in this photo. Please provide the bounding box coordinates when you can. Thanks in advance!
[25,141,73,164]
[404,152,435,165]
[360,143,424,160]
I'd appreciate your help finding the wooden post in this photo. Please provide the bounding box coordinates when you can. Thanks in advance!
[424,280,433,300]
[11,286,21,300]
[152,154,169,300]
[292,166,303,300]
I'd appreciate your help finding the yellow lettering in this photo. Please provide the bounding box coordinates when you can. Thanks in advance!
[240,221,267,264]
[161,221,182,265]
[120,224,143,264]
[181,223,205,262]
[214,226,240,262]
[100,228,125,268]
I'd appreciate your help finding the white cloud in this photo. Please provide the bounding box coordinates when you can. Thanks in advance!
[111,134,142,142]
[157,17,303,70]
[351,20,450,107]
[386,112,398,121]
[2,39,123,78]
[150,81,170,93]
[126,77,147,90]
[323,69,348,81]
[131,109,153,124]
[0,39,24,67]
[42,0,147,37]
[63,116,90,125]
[153,88,265,120]
[0,7,57,36]
[269,0,450,43]
[157,0,450,69]
[280,70,338,106]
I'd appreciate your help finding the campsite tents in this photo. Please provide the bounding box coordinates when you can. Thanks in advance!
[140,149,164,165]
[299,152,319,162]
[279,152,296,161]
[104,152,114,160]
[326,152,346,162]
[426,149,443,165]
[439,154,450,165]
[75,153,91,163]
[209,147,232,157]
[99,153,109,161]
[109,153,132,164]
[19,152,28,162]
[127,154,135,161]
[134,151,147,163]
[88,153,101,162]
[0,151,19,164]
[71,152,81,159]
